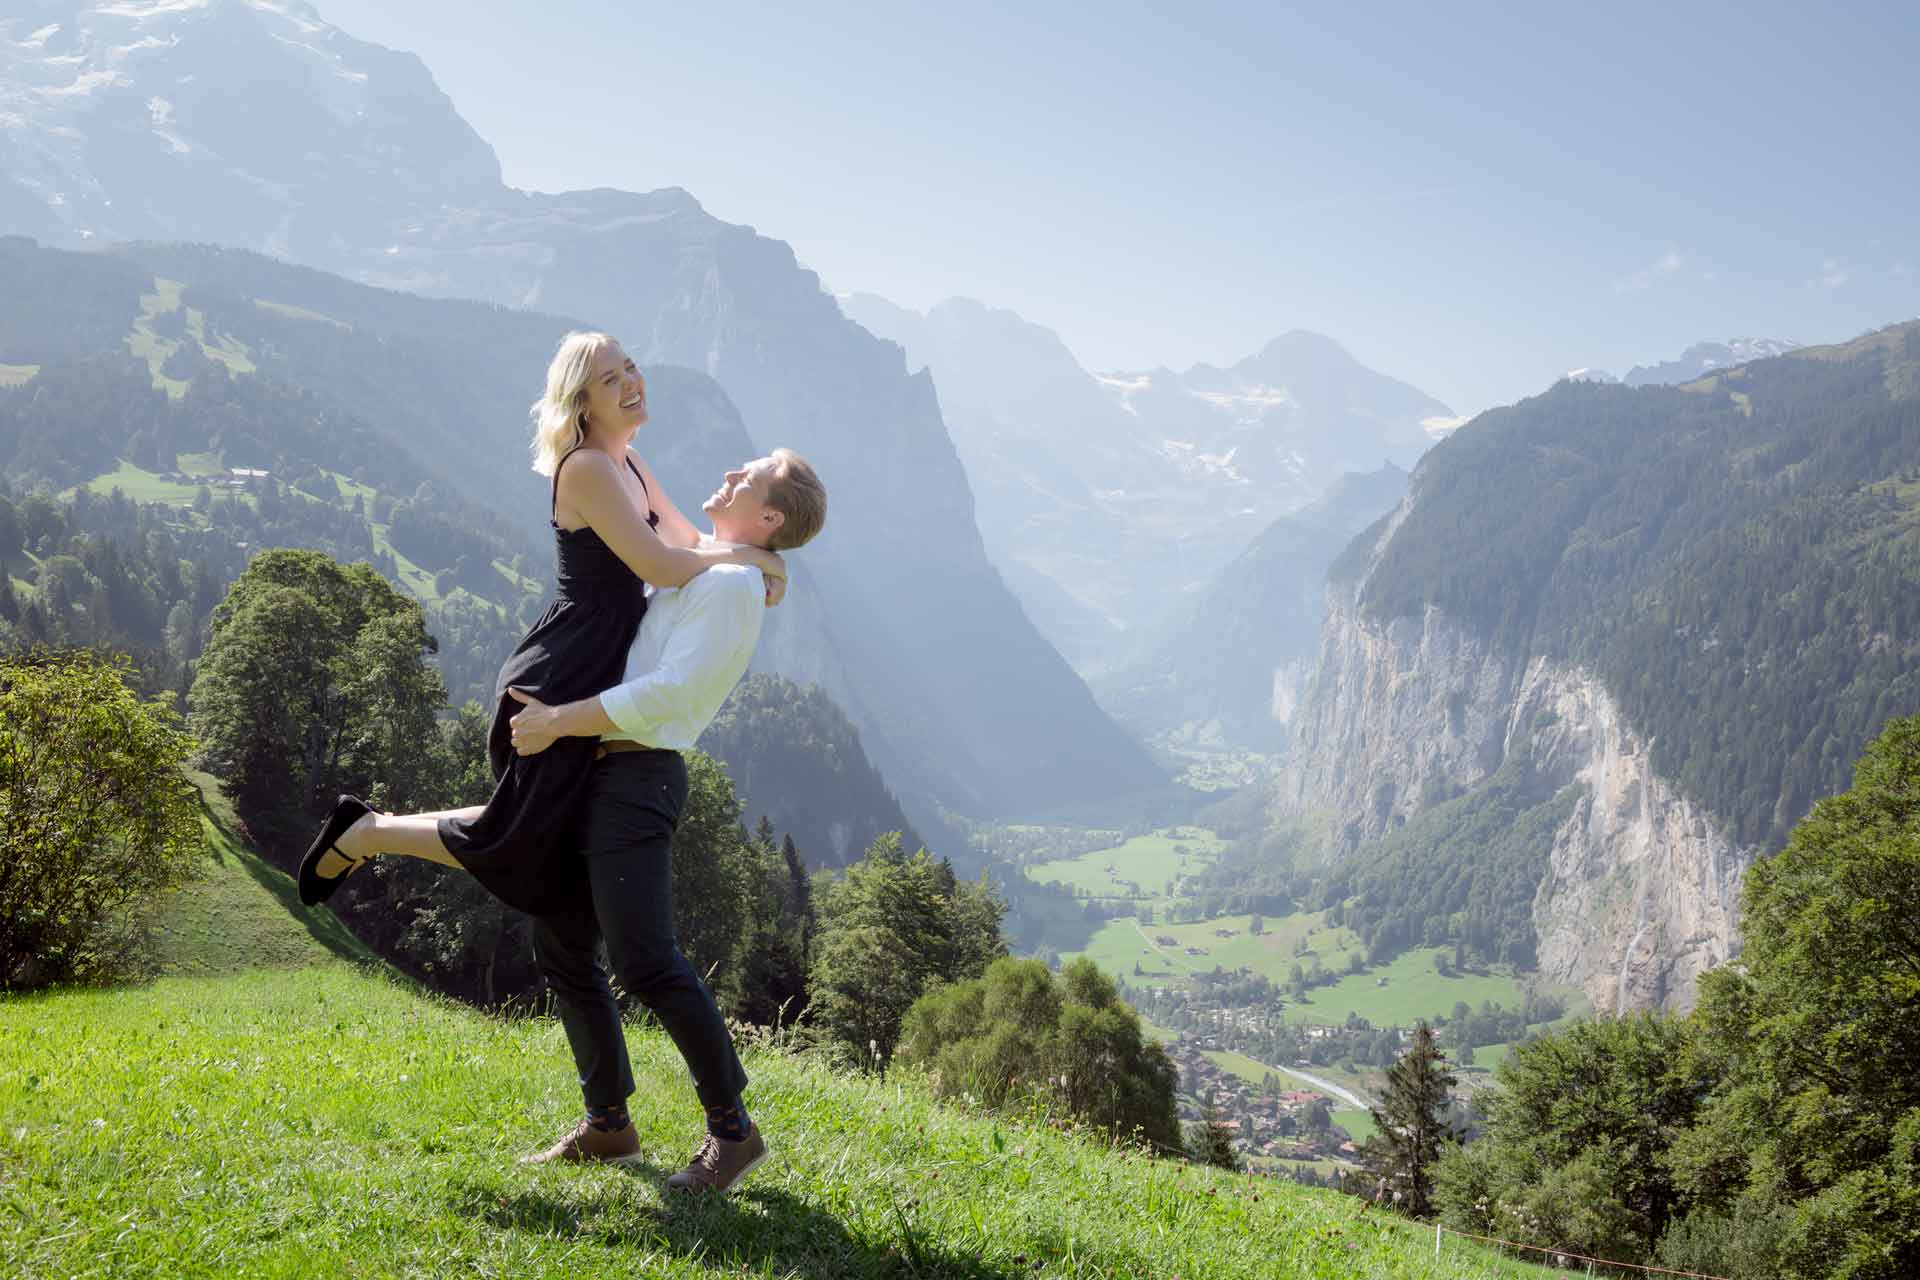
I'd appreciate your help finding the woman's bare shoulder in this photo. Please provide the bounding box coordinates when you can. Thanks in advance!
[555,448,622,490]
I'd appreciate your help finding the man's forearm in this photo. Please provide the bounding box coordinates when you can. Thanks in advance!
[554,695,620,739]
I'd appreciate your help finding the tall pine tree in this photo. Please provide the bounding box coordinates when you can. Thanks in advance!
[1362,1021,1457,1217]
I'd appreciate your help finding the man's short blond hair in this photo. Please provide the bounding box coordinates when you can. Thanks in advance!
[764,448,826,551]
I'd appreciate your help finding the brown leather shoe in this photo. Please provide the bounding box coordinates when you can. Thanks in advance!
[665,1125,768,1193]
[519,1116,642,1166]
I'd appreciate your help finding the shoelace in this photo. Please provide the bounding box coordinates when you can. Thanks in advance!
[694,1135,723,1174]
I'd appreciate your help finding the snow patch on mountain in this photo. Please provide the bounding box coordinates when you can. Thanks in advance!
[1189,382,1296,422]
[1623,338,1802,387]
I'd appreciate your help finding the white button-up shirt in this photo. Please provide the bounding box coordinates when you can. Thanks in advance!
[598,563,766,750]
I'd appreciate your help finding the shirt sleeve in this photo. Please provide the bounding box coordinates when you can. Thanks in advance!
[598,569,764,742]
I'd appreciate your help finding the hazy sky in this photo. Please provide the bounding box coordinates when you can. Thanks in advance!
[320,0,1918,415]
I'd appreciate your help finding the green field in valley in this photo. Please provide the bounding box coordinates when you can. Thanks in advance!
[1068,909,1365,991]
[1070,909,1563,1034]
[1024,826,1225,900]
[1286,947,1545,1029]
[0,363,38,387]
[1331,1109,1379,1144]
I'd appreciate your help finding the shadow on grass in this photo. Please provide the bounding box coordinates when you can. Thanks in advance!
[452,1159,1027,1280]
[196,784,375,968]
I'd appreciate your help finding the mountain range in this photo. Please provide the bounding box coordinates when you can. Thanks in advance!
[0,0,1161,825]
[1559,339,1803,391]
[841,294,1451,686]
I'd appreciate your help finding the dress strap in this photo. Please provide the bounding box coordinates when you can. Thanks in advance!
[550,446,585,525]
[626,454,660,530]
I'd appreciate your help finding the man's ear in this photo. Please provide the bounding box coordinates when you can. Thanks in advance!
[763,509,786,535]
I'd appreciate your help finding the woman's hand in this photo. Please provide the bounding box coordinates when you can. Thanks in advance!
[506,687,563,756]
[742,546,787,606]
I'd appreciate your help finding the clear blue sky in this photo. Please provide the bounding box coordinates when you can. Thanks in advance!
[321,0,1917,414]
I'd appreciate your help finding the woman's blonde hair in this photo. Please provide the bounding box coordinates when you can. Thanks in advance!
[529,330,617,477]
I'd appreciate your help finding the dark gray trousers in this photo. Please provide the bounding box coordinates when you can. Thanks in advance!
[530,748,747,1110]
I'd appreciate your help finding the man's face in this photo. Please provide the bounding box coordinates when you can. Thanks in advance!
[703,457,786,548]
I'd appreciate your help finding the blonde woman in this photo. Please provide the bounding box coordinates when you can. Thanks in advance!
[295,333,784,915]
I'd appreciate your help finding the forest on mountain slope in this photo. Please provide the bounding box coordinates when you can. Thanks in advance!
[1339,326,1920,850]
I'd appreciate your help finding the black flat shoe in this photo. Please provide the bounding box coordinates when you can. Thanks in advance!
[297,795,374,906]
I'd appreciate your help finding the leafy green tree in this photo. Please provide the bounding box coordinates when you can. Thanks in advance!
[0,651,203,987]
[1668,715,1920,1279]
[810,832,1007,1065]
[188,549,443,841]
[1052,960,1180,1150]
[1433,1012,1710,1258]
[1363,1021,1457,1218]
[901,956,1179,1151]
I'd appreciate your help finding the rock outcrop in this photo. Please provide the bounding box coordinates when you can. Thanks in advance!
[1275,553,1751,1013]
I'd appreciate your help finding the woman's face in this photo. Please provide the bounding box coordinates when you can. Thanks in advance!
[580,341,647,436]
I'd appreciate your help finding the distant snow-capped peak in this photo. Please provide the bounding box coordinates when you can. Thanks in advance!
[1,0,499,248]
[1623,338,1801,387]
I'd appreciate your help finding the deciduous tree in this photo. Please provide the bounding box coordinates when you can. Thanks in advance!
[0,651,203,987]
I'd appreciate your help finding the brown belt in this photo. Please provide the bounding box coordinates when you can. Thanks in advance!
[595,738,660,758]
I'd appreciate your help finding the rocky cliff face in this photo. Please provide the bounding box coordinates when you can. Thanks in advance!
[1276,558,1751,1013]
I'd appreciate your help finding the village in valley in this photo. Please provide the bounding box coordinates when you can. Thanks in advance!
[1002,823,1573,1181]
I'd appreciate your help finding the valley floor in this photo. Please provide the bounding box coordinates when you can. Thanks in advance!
[1013,825,1587,1174]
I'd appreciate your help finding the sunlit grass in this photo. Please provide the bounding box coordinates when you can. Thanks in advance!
[1291,950,1534,1030]
[63,458,206,506]
[0,964,1560,1279]
[1066,908,1367,992]
[142,774,377,977]
[1025,827,1225,900]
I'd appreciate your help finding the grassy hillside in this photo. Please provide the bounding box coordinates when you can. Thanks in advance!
[0,786,1552,1278]
[142,773,377,977]
[0,963,1561,1280]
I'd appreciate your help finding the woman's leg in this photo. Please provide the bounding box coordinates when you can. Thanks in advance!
[315,808,483,874]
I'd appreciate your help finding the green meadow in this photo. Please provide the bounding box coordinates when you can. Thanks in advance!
[66,457,209,506]
[1285,949,1542,1030]
[1024,827,1226,900]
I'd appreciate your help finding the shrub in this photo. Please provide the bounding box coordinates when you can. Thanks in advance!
[899,957,1180,1153]
[0,650,203,987]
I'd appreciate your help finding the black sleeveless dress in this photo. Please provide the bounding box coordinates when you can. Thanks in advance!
[438,450,656,915]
